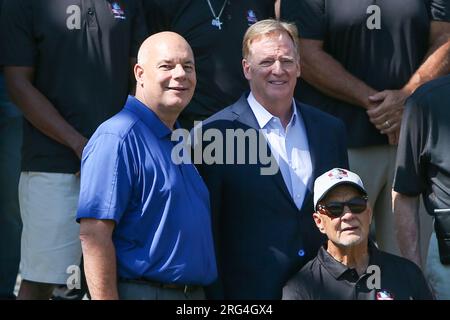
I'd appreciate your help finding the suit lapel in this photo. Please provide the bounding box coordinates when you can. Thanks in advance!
[297,101,322,211]
[230,94,260,129]
[232,94,299,211]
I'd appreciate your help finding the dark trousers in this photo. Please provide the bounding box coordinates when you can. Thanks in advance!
[118,280,205,300]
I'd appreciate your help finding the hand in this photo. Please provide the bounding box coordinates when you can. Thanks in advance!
[366,89,410,134]
[387,130,399,146]
[387,110,402,145]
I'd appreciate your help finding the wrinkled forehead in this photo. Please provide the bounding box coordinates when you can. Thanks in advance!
[248,31,296,53]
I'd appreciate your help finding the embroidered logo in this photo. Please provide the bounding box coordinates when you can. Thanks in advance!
[110,2,126,20]
[376,290,394,300]
[327,168,348,180]
[246,9,258,26]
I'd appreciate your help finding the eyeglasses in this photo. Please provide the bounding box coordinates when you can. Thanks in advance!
[317,196,368,218]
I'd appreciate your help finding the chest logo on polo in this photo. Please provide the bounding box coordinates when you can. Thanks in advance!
[110,2,126,20]
[66,5,81,30]
[366,5,381,30]
[246,9,258,26]
[376,290,394,300]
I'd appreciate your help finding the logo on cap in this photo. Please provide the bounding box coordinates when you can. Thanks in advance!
[327,168,348,180]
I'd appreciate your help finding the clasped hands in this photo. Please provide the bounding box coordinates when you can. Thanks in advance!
[366,89,411,145]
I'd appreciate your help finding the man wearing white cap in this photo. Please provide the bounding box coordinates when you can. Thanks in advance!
[282,168,433,300]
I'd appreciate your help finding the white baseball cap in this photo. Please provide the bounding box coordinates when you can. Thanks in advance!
[313,168,367,210]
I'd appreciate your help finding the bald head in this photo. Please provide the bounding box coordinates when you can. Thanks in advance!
[137,31,193,66]
[134,32,196,128]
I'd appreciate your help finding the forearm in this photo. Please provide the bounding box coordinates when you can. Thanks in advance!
[392,191,422,267]
[80,225,118,300]
[5,67,87,158]
[404,43,450,93]
[80,219,119,300]
[299,39,378,109]
[403,23,450,93]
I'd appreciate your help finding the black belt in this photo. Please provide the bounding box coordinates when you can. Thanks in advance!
[118,277,202,293]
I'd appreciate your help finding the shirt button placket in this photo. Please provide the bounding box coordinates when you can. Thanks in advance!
[85,0,97,29]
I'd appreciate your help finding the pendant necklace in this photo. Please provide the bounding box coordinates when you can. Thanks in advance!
[205,0,228,30]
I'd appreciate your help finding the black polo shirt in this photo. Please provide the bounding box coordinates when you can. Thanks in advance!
[283,242,433,300]
[0,0,147,173]
[281,0,450,148]
[393,75,450,215]
[143,0,276,124]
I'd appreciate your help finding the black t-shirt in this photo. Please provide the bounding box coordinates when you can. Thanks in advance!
[393,75,450,215]
[143,0,276,123]
[283,242,433,300]
[281,0,450,148]
[0,0,147,173]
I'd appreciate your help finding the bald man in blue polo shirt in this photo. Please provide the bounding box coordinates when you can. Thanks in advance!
[76,32,217,300]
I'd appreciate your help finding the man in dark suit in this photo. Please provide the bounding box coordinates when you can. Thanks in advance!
[195,19,349,299]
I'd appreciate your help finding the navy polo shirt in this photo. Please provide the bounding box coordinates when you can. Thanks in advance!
[77,96,217,285]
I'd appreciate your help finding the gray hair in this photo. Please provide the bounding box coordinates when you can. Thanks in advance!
[242,19,299,59]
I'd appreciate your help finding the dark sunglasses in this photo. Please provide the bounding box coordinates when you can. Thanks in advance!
[317,196,368,218]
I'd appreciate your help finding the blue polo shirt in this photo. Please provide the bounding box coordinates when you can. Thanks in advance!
[77,96,217,285]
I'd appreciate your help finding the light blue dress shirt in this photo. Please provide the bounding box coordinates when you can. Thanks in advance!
[247,92,312,209]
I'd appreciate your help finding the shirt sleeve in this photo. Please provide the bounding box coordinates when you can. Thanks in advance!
[129,0,149,58]
[392,96,427,196]
[77,133,134,224]
[0,0,36,66]
[280,0,325,40]
[430,0,450,22]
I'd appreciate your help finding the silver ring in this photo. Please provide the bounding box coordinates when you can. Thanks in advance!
[384,120,391,128]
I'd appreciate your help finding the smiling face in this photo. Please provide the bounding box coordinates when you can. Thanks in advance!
[313,185,373,250]
[135,32,196,116]
[242,31,300,110]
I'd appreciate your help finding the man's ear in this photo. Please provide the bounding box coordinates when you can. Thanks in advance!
[296,60,301,78]
[242,58,251,81]
[134,64,144,87]
[313,211,326,234]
